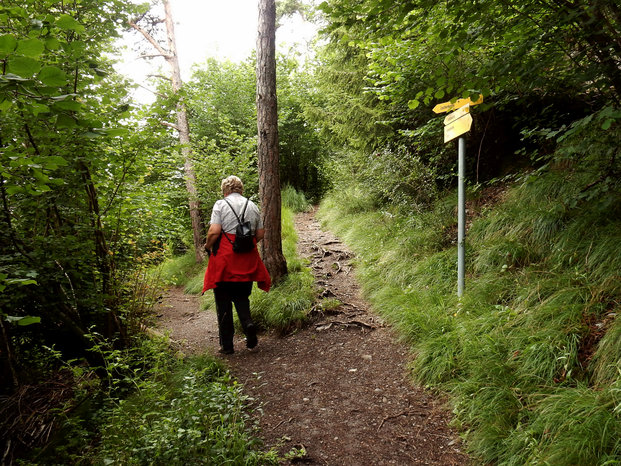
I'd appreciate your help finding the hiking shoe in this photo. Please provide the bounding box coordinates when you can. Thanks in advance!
[218,347,234,355]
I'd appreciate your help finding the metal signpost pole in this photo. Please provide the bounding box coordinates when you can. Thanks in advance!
[434,94,483,297]
[457,136,466,297]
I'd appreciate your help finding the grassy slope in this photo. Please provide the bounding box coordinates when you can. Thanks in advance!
[318,166,620,464]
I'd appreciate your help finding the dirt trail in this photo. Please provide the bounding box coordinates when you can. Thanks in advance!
[155,208,468,465]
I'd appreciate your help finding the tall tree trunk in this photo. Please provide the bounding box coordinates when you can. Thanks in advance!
[130,0,205,262]
[257,0,287,283]
[162,0,205,262]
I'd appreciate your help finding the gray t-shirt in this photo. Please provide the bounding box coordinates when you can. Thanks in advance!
[210,192,263,234]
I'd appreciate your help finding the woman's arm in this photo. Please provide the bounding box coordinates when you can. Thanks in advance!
[205,223,222,250]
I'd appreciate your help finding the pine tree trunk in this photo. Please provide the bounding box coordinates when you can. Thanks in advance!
[257,0,287,283]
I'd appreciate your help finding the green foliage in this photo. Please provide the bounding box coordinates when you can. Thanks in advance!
[186,56,330,204]
[318,121,621,464]
[94,355,277,465]
[29,338,277,464]
[0,0,154,392]
[320,0,621,107]
[185,59,260,212]
[276,55,332,200]
[312,0,621,211]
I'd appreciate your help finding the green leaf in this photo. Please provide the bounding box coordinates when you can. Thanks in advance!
[42,156,68,169]
[407,99,420,109]
[55,113,77,128]
[4,315,41,326]
[102,128,129,137]
[38,66,68,87]
[0,34,17,57]
[18,316,41,326]
[53,99,82,111]
[1,73,30,82]
[0,99,12,112]
[50,94,78,101]
[45,37,61,51]
[601,119,613,130]
[56,14,85,33]
[5,185,22,195]
[31,102,50,116]
[16,38,45,57]
[7,56,41,77]
[5,278,38,286]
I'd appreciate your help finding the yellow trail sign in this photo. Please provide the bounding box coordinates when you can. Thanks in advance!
[444,104,470,125]
[444,113,473,143]
[433,95,483,114]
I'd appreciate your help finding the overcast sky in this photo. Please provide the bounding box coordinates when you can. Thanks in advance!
[116,0,318,104]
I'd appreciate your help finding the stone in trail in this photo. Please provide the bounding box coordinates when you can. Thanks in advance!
[156,207,468,465]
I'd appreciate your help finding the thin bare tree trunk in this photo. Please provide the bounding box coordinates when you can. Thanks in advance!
[130,0,205,262]
[257,0,287,283]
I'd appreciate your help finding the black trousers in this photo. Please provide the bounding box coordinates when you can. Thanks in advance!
[213,281,255,351]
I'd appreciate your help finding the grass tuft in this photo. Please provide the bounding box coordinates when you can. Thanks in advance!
[281,184,312,213]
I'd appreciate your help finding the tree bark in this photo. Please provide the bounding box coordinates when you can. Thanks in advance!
[257,0,287,283]
[130,0,205,262]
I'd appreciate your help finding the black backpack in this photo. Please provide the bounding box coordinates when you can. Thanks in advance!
[222,198,255,253]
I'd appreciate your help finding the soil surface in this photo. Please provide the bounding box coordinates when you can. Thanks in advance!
[155,208,469,465]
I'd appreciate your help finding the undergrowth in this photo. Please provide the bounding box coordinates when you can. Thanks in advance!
[318,123,621,464]
[93,353,277,465]
[25,336,278,464]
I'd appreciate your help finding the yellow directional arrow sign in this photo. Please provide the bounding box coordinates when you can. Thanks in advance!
[444,104,470,125]
[444,113,473,143]
[433,95,483,114]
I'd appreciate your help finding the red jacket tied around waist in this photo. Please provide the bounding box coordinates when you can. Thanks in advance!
[202,234,271,293]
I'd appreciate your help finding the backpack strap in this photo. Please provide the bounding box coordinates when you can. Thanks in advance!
[240,198,249,222]
[221,197,250,246]
[223,198,242,226]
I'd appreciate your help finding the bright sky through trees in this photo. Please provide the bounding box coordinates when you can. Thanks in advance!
[116,0,317,104]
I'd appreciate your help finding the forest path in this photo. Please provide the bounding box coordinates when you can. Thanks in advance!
[155,208,467,465]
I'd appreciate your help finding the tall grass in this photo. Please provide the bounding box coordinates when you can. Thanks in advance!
[156,250,205,288]
[318,149,621,463]
[248,206,315,333]
[281,184,312,212]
